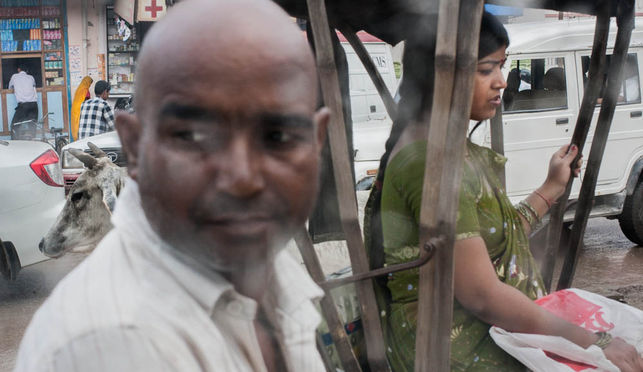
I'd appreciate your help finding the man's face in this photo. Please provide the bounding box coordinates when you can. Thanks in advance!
[121,56,326,271]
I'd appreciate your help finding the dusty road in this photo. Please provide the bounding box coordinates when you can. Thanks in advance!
[0,218,641,371]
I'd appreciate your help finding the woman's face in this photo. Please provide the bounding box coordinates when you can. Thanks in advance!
[470,46,507,121]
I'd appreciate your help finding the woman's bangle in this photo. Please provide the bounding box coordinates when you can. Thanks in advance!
[516,200,541,228]
[534,189,553,209]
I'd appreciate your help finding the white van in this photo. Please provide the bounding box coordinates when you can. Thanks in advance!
[339,34,399,184]
[473,19,643,245]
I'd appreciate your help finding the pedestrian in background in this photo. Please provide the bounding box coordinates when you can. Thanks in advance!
[78,80,115,139]
[9,64,38,129]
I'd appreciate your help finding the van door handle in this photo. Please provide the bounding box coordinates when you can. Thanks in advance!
[630,111,642,118]
[556,118,569,125]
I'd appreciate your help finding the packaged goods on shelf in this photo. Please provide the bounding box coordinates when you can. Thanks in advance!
[42,6,59,16]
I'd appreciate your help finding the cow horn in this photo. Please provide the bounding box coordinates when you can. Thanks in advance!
[69,148,98,169]
[88,142,107,158]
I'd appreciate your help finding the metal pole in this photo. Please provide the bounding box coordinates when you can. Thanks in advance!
[293,228,362,372]
[340,26,398,122]
[414,0,485,370]
[305,0,389,369]
[541,1,610,291]
[557,0,635,290]
[489,108,505,188]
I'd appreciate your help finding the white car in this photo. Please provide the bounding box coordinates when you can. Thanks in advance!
[60,131,124,192]
[0,140,65,280]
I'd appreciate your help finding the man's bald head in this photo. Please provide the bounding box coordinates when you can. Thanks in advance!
[115,0,329,273]
[135,0,318,120]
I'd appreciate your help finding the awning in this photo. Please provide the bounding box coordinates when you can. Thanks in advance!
[113,0,167,24]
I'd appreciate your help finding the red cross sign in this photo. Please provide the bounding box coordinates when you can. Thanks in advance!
[145,0,162,18]
[137,0,166,22]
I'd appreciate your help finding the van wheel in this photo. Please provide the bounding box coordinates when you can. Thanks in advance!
[618,180,643,246]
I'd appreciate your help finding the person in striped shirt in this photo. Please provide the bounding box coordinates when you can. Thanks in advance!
[78,80,115,139]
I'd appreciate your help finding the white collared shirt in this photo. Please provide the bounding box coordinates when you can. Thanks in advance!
[14,181,326,372]
[8,71,37,103]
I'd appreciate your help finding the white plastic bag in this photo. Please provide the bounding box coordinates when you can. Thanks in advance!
[489,288,643,372]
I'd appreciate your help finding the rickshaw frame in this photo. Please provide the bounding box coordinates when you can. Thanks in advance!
[295,0,636,371]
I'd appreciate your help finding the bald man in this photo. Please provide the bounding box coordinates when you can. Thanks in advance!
[15,1,329,371]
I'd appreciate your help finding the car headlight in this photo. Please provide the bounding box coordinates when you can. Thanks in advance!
[62,150,84,169]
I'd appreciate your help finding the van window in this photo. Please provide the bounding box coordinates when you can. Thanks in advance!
[503,57,568,112]
[581,53,640,105]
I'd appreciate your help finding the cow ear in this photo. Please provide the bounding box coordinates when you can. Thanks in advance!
[88,142,107,158]
[69,149,98,169]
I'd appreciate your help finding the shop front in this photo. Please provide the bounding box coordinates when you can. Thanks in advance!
[0,0,67,138]
[106,0,164,99]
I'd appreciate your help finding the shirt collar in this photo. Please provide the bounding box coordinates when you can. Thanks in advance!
[111,180,322,318]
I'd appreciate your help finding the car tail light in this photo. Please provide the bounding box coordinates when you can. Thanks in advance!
[30,149,64,187]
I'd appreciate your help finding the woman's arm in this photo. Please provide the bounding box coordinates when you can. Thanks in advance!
[454,237,643,372]
[516,144,581,235]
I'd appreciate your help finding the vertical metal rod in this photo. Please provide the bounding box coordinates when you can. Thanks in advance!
[414,1,485,370]
[339,26,398,121]
[305,0,389,369]
[293,228,362,372]
[541,1,611,291]
[557,2,635,290]
[489,108,505,188]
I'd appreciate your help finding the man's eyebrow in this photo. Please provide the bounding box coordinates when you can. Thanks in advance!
[260,113,313,128]
[159,103,220,121]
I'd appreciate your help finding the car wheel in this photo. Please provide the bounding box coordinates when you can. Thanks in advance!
[0,240,21,281]
[618,180,643,246]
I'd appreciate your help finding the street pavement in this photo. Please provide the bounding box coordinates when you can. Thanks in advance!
[1,218,641,371]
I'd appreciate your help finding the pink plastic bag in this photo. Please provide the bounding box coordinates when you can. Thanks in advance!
[490,288,643,372]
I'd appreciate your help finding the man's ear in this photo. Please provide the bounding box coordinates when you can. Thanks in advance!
[313,107,330,153]
[115,112,141,181]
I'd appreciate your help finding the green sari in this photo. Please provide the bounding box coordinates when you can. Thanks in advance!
[371,140,546,371]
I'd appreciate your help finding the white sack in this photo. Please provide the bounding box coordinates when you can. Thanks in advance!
[490,288,643,372]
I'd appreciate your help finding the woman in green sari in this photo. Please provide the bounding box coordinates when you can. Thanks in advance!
[365,11,643,372]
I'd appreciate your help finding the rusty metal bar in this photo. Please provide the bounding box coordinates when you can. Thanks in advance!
[414,0,485,370]
[293,227,362,372]
[541,1,611,291]
[557,1,635,290]
[319,235,441,291]
[339,25,398,121]
[489,107,505,188]
[305,0,389,369]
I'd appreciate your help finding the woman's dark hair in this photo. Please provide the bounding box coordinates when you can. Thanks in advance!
[366,11,509,272]
[478,11,509,61]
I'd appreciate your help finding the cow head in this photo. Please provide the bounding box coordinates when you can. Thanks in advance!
[39,142,127,258]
